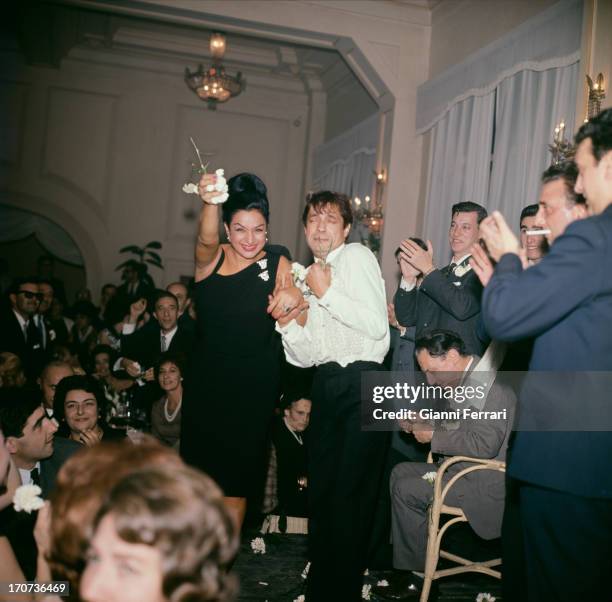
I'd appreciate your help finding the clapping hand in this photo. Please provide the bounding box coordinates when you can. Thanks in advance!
[479,211,521,262]
[469,243,495,287]
[129,298,147,323]
[399,239,434,275]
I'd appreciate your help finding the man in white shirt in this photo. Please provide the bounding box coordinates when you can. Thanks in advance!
[271,191,389,601]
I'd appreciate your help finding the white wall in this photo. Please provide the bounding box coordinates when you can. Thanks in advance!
[0,36,318,294]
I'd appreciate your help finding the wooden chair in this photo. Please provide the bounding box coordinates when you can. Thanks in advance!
[420,454,505,602]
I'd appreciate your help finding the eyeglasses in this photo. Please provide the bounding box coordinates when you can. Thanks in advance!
[18,290,44,301]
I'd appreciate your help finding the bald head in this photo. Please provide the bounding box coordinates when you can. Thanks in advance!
[166,282,190,315]
[39,361,74,410]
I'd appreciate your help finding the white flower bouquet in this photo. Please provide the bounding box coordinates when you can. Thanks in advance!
[182,138,228,204]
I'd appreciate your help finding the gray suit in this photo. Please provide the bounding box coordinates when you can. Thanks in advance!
[390,361,516,571]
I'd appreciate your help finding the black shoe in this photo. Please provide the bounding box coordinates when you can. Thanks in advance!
[372,572,437,601]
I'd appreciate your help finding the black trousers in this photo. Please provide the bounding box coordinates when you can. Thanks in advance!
[306,361,388,601]
[508,482,612,601]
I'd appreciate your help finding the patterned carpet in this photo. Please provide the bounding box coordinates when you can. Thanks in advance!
[233,527,503,601]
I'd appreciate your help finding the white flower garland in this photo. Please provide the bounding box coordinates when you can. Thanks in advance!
[182,168,229,204]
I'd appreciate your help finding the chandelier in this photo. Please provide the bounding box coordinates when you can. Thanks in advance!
[185,32,244,110]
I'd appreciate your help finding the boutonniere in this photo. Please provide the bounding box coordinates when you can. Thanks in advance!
[13,484,45,513]
[454,263,472,277]
[49,328,56,341]
[422,471,437,485]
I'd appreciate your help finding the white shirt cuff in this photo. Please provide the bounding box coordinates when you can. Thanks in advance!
[122,323,136,335]
[399,277,416,292]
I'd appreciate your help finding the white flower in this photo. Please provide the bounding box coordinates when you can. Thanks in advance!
[363,569,369,576]
[376,580,389,587]
[362,584,372,600]
[211,191,229,204]
[13,484,44,513]
[291,262,308,282]
[294,596,305,602]
[49,329,56,341]
[257,259,268,270]
[454,263,472,277]
[214,168,227,191]
[422,471,437,485]
[182,183,199,194]
[476,594,496,602]
[301,561,311,579]
[258,582,268,586]
[250,537,266,554]
[258,271,270,282]
[205,184,215,192]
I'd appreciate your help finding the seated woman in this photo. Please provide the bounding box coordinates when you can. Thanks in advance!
[90,345,133,420]
[150,352,185,449]
[272,390,312,518]
[47,439,237,602]
[53,375,125,446]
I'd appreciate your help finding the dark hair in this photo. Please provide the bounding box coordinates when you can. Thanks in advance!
[302,191,353,228]
[0,387,44,439]
[53,375,107,427]
[154,352,187,381]
[451,202,487,224]
[38,278,54,292]
[394,237,427,258]
[519,204,539,224]
[575,107,612,162]
[415,330,467,358]
[93,465,238,601]
[9,276,39,295]
[101,283,117,293]
[541,161,586,206]
[90,345,117,370]
[222,173,270,225]
[152,289,178,310]
[71,300,97,321]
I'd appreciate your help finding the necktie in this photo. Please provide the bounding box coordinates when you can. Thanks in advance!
[30,467,41,487]
[446,262,457,276]
[26,319,41,348]
[160,334,167,352]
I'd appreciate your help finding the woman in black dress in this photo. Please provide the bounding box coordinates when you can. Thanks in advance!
[181,172,291,529]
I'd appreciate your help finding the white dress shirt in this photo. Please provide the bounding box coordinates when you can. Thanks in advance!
[18,461,41,486]
[276,243,389,368]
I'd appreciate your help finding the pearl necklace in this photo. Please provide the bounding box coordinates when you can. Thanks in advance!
[164,396,182,422]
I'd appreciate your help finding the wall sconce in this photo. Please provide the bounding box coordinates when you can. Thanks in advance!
[586,73,605,120]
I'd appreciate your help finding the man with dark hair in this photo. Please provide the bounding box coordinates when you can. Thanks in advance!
[519,204,548,264]
[0,277,47,379]
[38,360,74,411]
[120,290,195,378]
[534,160,588,244]
[272,190,389,600]
[115,260,154,309]
[394,202,487,356]
[166,281,196,333]
[478,108,612,600]
[0,387,79,578]
[375,329,515,600]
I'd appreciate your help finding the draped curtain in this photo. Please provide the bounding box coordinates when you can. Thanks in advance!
[0,204,84,266]
[416,0,582,264]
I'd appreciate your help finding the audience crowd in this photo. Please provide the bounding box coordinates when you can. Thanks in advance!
[0,108,610,601]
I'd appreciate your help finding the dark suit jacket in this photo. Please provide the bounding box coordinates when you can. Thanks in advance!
[0,310,47,379]
[40,436,82,497]
[430,358,516,539]
[394,262,485,356]
[482,205,612,498]
[121,321,195,370]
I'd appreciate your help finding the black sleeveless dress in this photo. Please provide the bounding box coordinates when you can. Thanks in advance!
[180,250,282,498]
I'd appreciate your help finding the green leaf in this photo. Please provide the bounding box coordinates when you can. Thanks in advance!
[145,250,162,263]
[119,245,142,254]
[115,260,132,270]
[146,258,163,268]
[145,241,162,250]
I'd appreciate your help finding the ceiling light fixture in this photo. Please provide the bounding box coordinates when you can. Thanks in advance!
[185,32,245,110]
